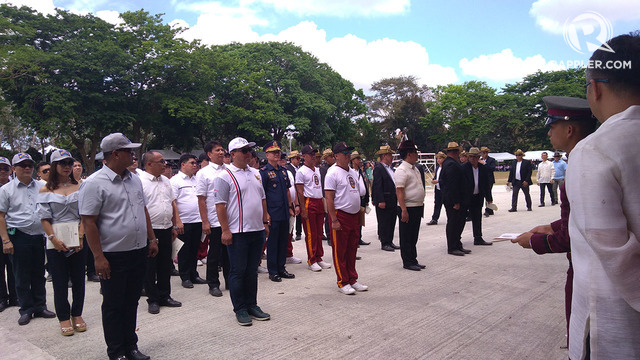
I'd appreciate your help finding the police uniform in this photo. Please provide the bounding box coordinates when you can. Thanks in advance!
[259,141,295,281]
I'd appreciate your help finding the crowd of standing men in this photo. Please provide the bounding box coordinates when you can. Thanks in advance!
[0,32,639,360]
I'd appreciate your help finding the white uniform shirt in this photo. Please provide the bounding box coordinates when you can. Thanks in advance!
[139,171,175,229]
[170,171,201,224]
[195,162,225,227]
[213,164,266,234]
[536,160,555,184]
[324,164,363,215]
[295,165,323,199]
[566,105,640,359]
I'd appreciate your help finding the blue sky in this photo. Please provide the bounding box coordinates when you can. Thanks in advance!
[6,0,639,91]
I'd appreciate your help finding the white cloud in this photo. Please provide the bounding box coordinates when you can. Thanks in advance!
[459,49,564,82]
[530,0,640,34]
[244,0,410,17]
[95,10,122,25]
[1,0,56,14]
[179,19,457,90]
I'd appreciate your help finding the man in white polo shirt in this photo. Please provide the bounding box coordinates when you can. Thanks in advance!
[295,145,331,272]
[196,141,230,298]
[395,140,426,271]
[214,137,270,326]
[171,154,207,289]
[325,142,368,295]
[139,151,181,314]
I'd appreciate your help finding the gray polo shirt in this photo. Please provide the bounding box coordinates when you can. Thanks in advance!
[78,166,148,252]
[0,177,45,235]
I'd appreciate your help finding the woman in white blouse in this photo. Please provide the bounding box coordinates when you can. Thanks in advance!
[38,149,85,336]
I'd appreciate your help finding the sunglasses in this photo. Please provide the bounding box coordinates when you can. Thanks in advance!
[236,148,251,154]
[0,167,10,172]
[15,163,34,168]
[42,168,50,174]
[58,160,74,167]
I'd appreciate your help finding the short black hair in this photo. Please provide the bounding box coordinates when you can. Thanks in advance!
[36,161,49,172]
[179,153,197,165]
[141,151,158,169]
[399,148,415,160]
[587,31,640,94]
[204,141,223,154]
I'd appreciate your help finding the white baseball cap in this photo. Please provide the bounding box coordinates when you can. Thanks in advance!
[50,149,74,163]
[100,133,141,153]
[0,157,10,167]
[228,137,256,152]
[11,153,34,166]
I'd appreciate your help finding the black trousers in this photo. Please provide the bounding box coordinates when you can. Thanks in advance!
[226,231,264,313]
[376,205,397,246]
[398,206,423,267]
[177,222,203,282]
[539,183,554,204]
[145,228,172,304]
[206,227,229,289]
[444,204,466,252]
[84,236,96,278]
[47,247,86,321]
[469,194,484,239]
[431,189,443,221]
[511,180,532,210]
[295,214,302,237]
[0,252,16,304]
[10,230,47,316]
[101,247,147,359]
[266,219,289,275]
[484,183,494,215]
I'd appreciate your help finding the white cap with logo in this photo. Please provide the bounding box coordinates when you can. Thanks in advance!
[11,153,34,166]
[228,137,256,152]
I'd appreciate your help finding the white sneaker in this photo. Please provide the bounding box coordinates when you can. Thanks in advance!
[351,282,368,292]
[286,256,302,264]
[197,260,203,266]
[317,261,332,269]
[308,263,322,272]
[201,258,207,264]
[257,265,268,274]
[338,284,356,295]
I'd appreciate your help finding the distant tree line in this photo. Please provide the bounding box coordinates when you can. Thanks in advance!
[0,5,586,172]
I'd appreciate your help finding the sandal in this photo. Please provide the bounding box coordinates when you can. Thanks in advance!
[60,321,74,336]
[72,317,87,332]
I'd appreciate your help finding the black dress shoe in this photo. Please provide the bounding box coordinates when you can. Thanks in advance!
[460,248,472,254]
[192,277,208,284]
[87,274,100,282]
[508,208,517,212]
[148,302,160,314]
[160,297,182,307]
[390,243,401,250]
[538,204,545,207]
[465,216,472,222]
[427,219,437,225]
[527,207,532,211]
[448,250,465,256]
[417,264,427,269]
[322,235,328,240]
[34,309,56,318]
[381,245,395,252]
[474,238,493,246]
[279,271,295,279]
[269,274,282,282]
[111,356,128,360]
[127,349,151,360]
[403,265,422,271]
[0,301,8,313]
[209,286,223,297]
[18,313,31,325]
[170,268,180,276]
[295,235,301,240]
[181,280,194,288]
[140,288,146,297]
[358,240,370,245]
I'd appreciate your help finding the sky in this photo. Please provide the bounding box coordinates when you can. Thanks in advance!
[4,0,640,92]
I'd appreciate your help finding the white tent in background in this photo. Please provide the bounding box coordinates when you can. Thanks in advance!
[489,152,516,162]
[524,150,555,161]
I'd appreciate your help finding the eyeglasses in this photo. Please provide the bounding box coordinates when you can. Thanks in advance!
[58,160,74,167]
[15,163,34,168]
[585,78,609,89]
[149,159,167,164]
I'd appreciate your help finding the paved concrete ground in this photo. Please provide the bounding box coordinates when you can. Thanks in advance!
[0,185,570,360]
